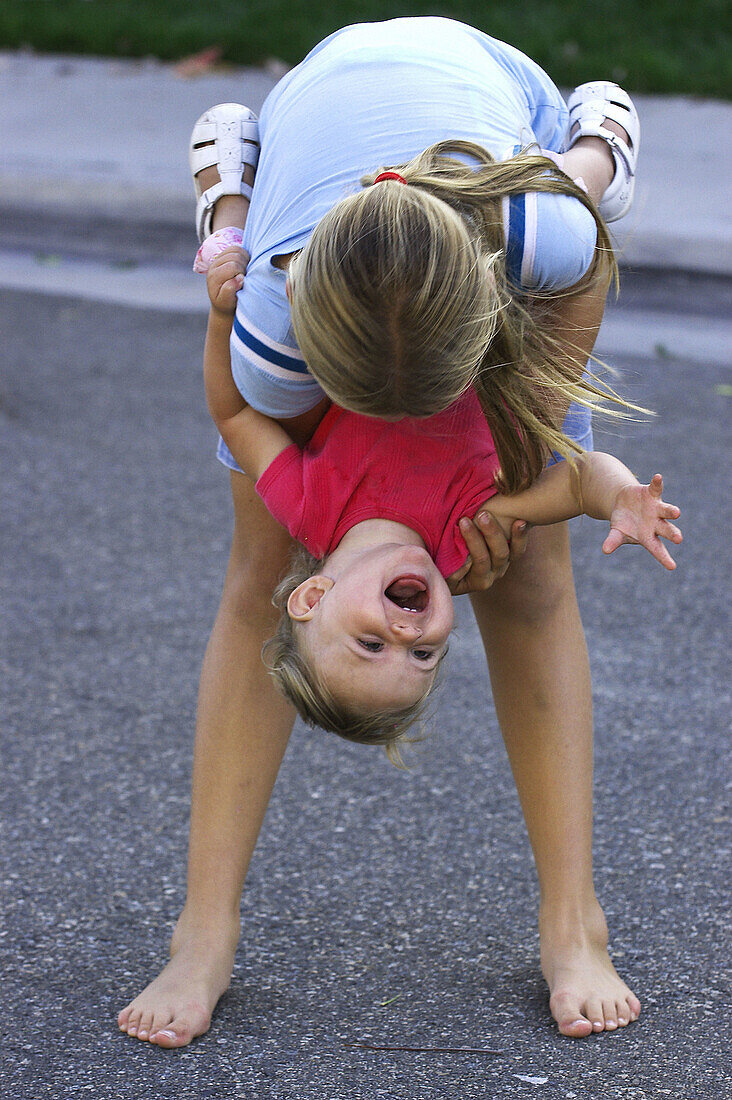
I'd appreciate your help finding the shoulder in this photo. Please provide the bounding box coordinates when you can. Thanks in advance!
[504,189,598,292]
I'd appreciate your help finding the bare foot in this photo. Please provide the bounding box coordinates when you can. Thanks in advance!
[117,919,239,1048]
[540,901,641,1037]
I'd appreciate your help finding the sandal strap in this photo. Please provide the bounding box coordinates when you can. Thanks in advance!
[190,137,259,177]
[196,180,254,242]
[570,123,634,177]
[567,82,639,165]
[191,116,260,147]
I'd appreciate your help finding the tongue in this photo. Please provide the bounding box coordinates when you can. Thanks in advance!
[386,578,426,600]
[385,578,428,611]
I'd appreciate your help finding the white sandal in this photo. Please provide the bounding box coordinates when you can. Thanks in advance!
[189,102,260,242]
[566,81,640,222]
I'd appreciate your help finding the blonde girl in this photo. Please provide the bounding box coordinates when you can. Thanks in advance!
[119,18,642,1046]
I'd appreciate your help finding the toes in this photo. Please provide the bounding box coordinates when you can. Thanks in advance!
[602,999,619,1030]
[584,997,605,1033]
[616,998,631,1028]
[550,991,593,1038]
[136,1010,156,1041]
[118,997,212,1049]
[147,1007,175,1042]
[150,1026,189,1049]
[559,1016,593,1038]
[123,1007,142,1037]
[150,1009,208,1048]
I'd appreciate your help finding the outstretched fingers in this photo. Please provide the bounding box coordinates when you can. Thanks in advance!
[648,500,683,569]
[649,472,664,498]
[604,475,683,569]
[602,528,625,556]
[658,518,683,543]
[648,538,678,570]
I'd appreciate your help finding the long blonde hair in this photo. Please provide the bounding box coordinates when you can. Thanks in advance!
[289,140,625,492]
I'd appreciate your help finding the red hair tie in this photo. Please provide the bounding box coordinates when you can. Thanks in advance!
[373,171,407,185]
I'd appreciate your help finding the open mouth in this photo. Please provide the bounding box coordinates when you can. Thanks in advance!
[384,575,429,613]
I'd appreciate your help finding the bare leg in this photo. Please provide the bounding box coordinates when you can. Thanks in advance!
[118,474,296,1046]
[471,523,641,1036]
[197,161,253,233]
[563,119,630,205]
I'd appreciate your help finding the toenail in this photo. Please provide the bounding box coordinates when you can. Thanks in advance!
[156,1030,177,1040]
[618,1017,627,1024]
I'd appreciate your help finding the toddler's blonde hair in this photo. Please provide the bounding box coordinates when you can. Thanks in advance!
[262,548,437,766]
[289,140,627,492]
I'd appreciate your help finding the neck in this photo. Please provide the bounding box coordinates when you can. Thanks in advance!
[327,518,425,567]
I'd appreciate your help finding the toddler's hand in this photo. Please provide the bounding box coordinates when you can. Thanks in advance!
[603,474,682,570]
[207,246,248,314]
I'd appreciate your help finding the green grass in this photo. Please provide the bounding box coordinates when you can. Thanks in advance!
[2,0,730,97]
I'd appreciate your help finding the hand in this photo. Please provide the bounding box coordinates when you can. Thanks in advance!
[603,474,682,570]
[206,246,249,314]
[447,514,529,596]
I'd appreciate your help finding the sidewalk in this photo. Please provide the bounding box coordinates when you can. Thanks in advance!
[1,50,731,277]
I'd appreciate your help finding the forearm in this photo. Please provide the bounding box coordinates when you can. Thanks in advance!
[482,452,637,531]
[204,307,246,424]
[204,307,292,479]
[574,451,637,520]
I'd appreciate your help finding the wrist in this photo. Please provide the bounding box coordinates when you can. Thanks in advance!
[208,304,236,325]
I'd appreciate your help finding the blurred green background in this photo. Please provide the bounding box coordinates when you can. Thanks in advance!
[2,0,730,97]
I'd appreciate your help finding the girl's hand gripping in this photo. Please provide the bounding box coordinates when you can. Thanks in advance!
[603,474,682,570]
[206,246,249,314]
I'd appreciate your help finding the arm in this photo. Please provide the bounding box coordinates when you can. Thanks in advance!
[204,248,292,480]
[482,453,682,570]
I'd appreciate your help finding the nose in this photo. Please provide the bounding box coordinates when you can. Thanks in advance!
[389,620,423,642]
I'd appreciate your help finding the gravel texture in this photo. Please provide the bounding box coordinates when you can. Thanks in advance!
[1,287,729,1098]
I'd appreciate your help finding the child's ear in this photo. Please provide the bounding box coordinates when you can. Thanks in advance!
[287,575,334,621]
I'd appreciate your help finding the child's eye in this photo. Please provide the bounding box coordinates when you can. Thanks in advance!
[412,648,433,661]
[358,639,384,652]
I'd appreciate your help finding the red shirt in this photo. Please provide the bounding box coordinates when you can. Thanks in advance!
[255,389,501,577]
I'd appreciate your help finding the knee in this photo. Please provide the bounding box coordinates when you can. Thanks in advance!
[493,570,571,626]
[220,542,292,627]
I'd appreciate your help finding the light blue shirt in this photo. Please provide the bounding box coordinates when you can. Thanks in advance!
[231,18,598,418]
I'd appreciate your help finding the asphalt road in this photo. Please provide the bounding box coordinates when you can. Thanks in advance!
[1,262,730,1098]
